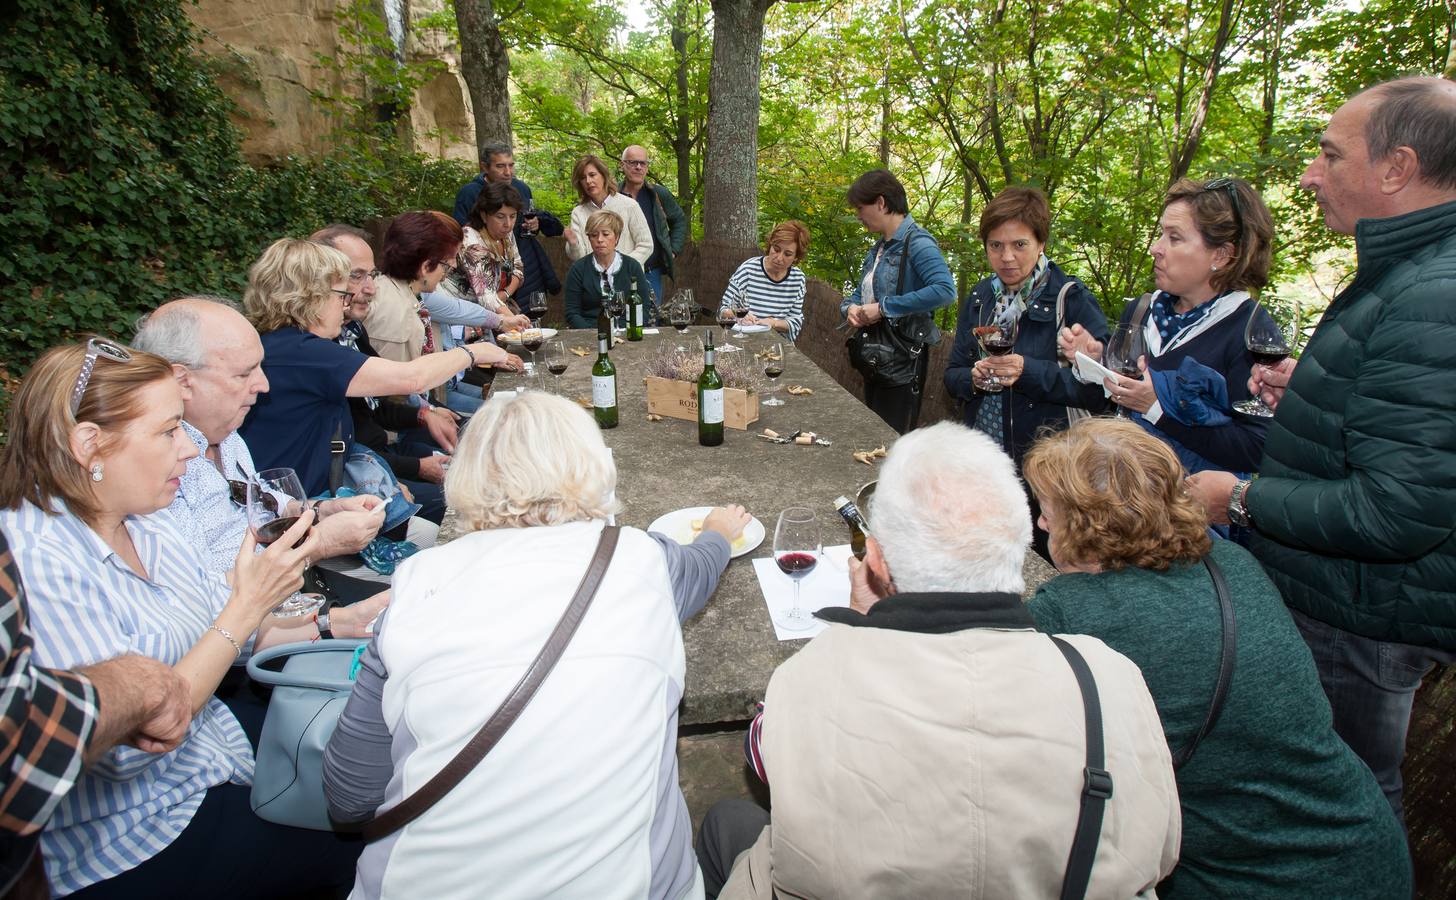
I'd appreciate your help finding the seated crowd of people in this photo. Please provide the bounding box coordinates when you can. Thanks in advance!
[0,75,1451,900]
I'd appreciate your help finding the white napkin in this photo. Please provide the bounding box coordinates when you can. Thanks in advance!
[753,544,854,640]
[1074,351,1117,397]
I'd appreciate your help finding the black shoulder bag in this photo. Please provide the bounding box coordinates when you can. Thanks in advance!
[846,229,942,387]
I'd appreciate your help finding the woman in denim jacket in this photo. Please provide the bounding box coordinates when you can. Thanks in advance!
[841,170,956,433]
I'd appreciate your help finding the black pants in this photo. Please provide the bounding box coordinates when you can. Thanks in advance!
[862,350,932,435]
[695,799,771,899]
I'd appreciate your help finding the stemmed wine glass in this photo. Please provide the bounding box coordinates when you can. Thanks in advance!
[1233,302,1299,418]
[975,301,1020,393]
[521,327,545,389]
[773,507,821,633]
[716,305,740,351]
[761,341,785,407]
[246,467,324,618]
[606,291,628,339]
[543,339,568,394]
[668,296,695,351]
[1103,323,1148,418]
[526,291,548,326]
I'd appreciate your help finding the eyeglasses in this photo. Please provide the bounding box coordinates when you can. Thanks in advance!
[348,269,380,284]
[69,338,133,417]
[332,288,356,304]
[1203,177,1245,241]
[623,159,650,168]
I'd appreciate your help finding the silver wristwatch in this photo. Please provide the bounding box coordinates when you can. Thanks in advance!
[316,603,334,640]
[1228,480,1253,527]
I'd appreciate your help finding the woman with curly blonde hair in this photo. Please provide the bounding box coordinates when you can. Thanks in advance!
[1023,417,1409,899]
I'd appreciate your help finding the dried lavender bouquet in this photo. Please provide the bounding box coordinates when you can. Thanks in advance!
[644,344,764,393]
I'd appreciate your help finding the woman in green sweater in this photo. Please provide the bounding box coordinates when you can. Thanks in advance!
[562,209,651,329]
[1023,417,1409,899]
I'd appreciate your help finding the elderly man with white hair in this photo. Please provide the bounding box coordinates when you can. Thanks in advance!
[697,422,1181,900]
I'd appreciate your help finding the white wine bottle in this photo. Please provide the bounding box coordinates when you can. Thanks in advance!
[698,329,724,446]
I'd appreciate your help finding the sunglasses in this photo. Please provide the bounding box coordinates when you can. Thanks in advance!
[69,338,133,417]
[1203,177,1245,242]
[227,465,279,513]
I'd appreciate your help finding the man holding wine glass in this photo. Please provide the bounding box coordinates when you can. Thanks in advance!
[1187,76,1456,822]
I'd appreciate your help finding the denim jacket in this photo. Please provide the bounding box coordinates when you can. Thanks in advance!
[840,216,956,320]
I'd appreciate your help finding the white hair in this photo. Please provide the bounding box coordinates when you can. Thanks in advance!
[132,295,244,368]
[446,391,621,530]
[869,422,1030,594]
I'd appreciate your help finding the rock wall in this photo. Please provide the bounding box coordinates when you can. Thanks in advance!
[187,0,476,163]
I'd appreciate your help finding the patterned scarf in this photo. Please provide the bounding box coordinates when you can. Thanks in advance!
[974,254,1051,451]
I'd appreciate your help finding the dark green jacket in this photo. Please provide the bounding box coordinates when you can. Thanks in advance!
[619,181,687,278]
[1249,199,1456,649]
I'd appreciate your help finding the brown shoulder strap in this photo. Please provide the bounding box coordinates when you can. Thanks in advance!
[362,524,621,842]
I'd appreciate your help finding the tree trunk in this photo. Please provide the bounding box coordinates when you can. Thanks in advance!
[1168,0,1236,183]
[671,2,694,222]
[878,58,892,167]
[703,0,774,246]
[454,0,512,154]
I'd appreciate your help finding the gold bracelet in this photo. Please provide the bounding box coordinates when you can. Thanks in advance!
[209,624,242,658]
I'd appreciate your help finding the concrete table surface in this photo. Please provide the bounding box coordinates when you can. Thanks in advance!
[440,328,1055,726]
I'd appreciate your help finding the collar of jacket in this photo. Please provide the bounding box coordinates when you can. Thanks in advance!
[815,590,1034,634]
[1355,198,1456,264]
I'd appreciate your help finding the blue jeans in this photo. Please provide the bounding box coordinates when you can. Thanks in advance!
[1290,607,1455,823]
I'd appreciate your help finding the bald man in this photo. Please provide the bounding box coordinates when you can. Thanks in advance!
[618,144,687,317]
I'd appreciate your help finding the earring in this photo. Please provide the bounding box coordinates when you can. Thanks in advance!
[1210,265,1219,272]
[90,463,104,482]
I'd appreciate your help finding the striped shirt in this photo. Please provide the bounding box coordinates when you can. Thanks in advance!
[0,501,253,895]
[721,257,806,340]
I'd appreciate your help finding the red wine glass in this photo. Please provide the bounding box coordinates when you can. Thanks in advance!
[1233,301,1298,418]
[773,507,821,633]
[246,467,323,618]
[1103,323,1148,418]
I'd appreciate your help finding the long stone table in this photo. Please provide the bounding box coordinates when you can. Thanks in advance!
[441,328,1054,726]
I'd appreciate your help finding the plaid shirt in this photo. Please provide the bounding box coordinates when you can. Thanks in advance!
[0,531,97,837]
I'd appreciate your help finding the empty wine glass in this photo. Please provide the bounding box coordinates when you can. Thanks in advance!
[1233,301,1299,418]
[773,507,821,633]
[975,301,1020,393]
[543,339,568,394]
[246,468,324,618]
[607,291,628,337]
[717,305,740,352]
[668,297,695,351]
[761,340,785,407]
[1104,323,1148,418]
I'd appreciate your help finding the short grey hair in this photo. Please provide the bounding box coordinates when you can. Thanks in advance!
[869,422,1030,594]
[1362,76,1456,190]
[479,142,513,165]
[133,295,241,368]
[311,223,370,249]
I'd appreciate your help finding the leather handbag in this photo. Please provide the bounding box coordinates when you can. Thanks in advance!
[247,638,370,830]
[846,229,941,388]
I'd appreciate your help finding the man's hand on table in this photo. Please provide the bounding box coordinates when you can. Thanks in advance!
[702,505,750,544]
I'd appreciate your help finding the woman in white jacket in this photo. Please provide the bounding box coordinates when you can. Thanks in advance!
[323,390,748,900]
[562,154,654,266]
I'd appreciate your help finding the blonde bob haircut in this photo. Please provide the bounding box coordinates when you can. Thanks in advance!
[446,391,621,531]
[1022,417,1211,572]
[243,238,351,334]
[584,210,624,239]
[764,220,810,264]
[0,340,176,524]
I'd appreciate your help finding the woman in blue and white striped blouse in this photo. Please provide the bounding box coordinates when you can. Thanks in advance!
[720,220,810,341]
[0,341,363,898]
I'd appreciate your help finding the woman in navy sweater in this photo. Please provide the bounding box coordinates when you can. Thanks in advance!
[1062,177,1278,478]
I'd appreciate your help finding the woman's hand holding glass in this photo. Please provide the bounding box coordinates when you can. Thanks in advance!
[1104,356,1156,414]
[229,510,319,623]
[973,353,1024,389]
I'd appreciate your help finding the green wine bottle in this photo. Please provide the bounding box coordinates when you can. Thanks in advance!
[592,334,618,429]
[627,278,644,341]
[698,329,724,446]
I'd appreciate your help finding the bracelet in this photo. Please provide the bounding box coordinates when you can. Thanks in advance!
[209,624,242,658]
[459,344,477,367]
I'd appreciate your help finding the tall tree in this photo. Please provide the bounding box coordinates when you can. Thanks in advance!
[703,0,776,246]
[455,0,513,151]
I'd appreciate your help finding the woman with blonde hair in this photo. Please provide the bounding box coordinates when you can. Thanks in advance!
[562,154,653,265]
[238,237,521,497]
[323,391,748,899]
[720,220,810,340]
[0,340,371,897]
[563,210,651,329]
[1022,418,1410,898]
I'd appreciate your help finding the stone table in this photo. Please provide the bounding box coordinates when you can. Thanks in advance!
[442,327,1055,726]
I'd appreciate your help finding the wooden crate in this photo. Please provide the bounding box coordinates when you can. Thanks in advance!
[643,376,760,430]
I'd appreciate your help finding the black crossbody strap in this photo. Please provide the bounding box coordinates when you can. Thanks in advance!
[328,420,347,495]
[1172,555,1237,769]
[1050,636,1114,900]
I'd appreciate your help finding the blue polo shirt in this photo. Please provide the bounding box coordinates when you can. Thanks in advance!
[239,327,367,496]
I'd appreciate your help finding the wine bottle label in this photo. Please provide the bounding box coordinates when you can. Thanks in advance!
[701,388,724,424]
[592,375,616,408]
[633,305,643,327]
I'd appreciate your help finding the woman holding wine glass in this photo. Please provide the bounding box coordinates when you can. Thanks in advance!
[1061,177,1279,481]
[562,210,652,329]
[0,340,377,897]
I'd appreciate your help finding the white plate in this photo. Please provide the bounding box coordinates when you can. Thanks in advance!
[498,328,559,344]
[647,506,765,559]
[732,323,771,334]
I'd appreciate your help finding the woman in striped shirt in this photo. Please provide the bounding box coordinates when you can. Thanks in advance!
[0,341,369,897]
[720,221,810,341]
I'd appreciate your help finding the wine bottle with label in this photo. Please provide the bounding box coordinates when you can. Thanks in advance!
[627,278,644,341]
[698,329,724,446]
[592,333,618,429]
[834,496,869,561]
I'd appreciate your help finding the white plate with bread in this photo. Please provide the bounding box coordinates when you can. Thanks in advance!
[647,506,765,559]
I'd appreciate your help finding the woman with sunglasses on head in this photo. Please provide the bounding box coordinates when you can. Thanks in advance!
[1061,177,1280,486]
[0,340,367,898]
[237,238,521,503]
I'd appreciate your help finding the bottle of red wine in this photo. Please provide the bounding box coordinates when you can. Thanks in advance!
[698,330,724,446]
[592,334,618,429]
[627,278,644,341]
[834,496,868,561]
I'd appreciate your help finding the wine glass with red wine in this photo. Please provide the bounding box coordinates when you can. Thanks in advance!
[1233,302,1298,418]
[974,301,1020,393]
[668,296,694,351]
[246,467,324,618]
[1103,323,1148,418]
[773,507,821,633]
[544,339,568,394]
[762,340,785,407]
[526,291,548,326]
[717,304,740,351]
